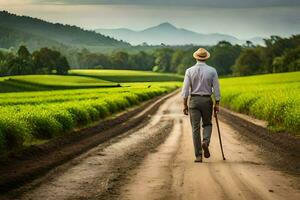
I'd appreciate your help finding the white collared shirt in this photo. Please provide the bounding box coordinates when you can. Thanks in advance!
[181,61,221,101]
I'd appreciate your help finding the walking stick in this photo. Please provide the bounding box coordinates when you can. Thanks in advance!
[214,112,226,160]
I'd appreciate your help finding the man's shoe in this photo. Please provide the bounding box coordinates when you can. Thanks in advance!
[202,142,210,158]
[194,156,202,162]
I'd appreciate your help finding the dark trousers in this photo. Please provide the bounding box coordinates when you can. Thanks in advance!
[189,96,213,157]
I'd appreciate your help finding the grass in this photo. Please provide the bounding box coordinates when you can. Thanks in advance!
[0,69,182,154]
[69,69,184,82]
[220,72,300,135]
[2,69,297,155]
[11,75,114,86]
[0,75,118,93]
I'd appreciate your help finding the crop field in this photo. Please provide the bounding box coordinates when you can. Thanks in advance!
[0,70,182,154]
[70,69,184,82]
[220,72,300,134]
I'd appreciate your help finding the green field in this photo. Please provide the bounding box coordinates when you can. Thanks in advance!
[220,72,300,134]
[70,69,184,82]
[0,70,183,93]
[1,70,298,155]
[0,75,119,93]
[0,70,181,154]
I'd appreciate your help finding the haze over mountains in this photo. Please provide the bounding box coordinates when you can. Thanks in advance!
[96,22,264,46]
[0,10,264,53]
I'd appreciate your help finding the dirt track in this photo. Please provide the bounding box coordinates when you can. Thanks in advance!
[1,93,300,200]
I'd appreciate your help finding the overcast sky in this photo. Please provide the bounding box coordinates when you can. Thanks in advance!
[1,0,299,39]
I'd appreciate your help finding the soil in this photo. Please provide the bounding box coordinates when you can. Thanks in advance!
[0,92,299,200]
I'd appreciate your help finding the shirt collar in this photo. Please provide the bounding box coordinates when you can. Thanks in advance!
[196,61,206,65]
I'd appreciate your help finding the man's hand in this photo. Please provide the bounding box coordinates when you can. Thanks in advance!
[214,103,220,116]
[183,105,189,115]
[183,97,189,115]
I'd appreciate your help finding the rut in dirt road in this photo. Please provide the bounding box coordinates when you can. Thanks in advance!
[1,93,300,200]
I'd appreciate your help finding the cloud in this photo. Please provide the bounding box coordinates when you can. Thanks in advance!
[32,0,300,8]
[0,0,32,5]
[2,0,299,38]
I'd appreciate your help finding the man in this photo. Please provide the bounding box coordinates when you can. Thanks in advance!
[181,48,221,163]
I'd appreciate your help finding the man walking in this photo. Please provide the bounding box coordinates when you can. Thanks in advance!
[181,48,221,163]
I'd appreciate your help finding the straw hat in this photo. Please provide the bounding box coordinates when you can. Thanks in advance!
[193,48,210,60]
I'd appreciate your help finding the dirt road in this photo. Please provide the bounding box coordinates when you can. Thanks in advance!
[2,93,300,200]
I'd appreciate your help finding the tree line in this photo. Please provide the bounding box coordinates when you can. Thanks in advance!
[233,35,300,75]
[0,46,70,76]
[0,34,298,77]
[69,34,299,76]
[67,41,242,76]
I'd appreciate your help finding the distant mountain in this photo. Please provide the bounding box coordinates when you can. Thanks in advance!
[0,11,129,51]
[96,22,263,46]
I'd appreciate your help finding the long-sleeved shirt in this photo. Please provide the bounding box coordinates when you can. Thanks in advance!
[181,61,221,101]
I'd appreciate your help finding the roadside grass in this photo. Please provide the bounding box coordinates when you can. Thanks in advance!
[69,69,184,82]
[220,72,300,135]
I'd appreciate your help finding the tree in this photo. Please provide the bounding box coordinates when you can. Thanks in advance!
[129,51,154,70]
[1,46,33,75]
[207,41,242,75]
[272,56,285,73]
[262,35,300,72]
[6,57,23,75]
[170,50,185,73]
[32,48,54,73]
[0,52,12,76]
[153,48,174,72]
[56,56,70,75]
[17,45,31,60]
[244,40,254,48]
[277,46,300,72]
[32,48,69,74]
[232,49,262,76]
[0,51,4,60]
[176,50,195,75]
[16,45,33,74]
[111,51,129,69]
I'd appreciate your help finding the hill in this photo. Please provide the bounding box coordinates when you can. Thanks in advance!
[0,25,67,50]
[0,11,130,51]
[95,22,264,46]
